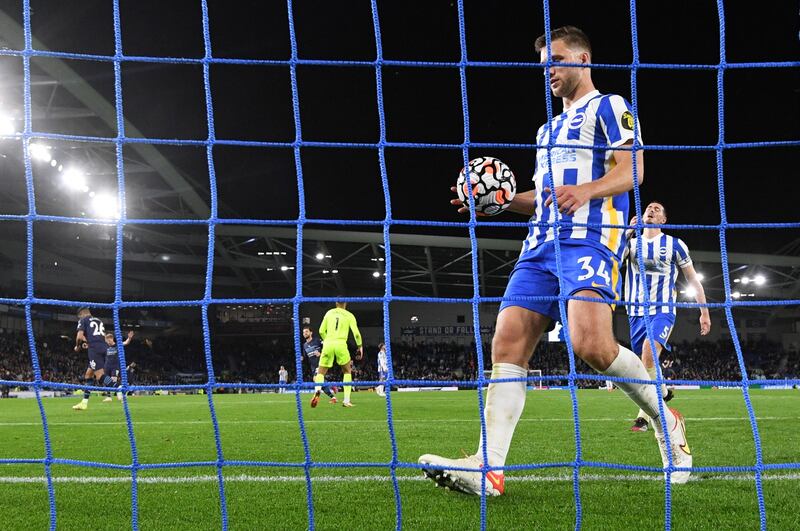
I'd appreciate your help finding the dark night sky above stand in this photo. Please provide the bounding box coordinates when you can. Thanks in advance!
[1,1,798,255]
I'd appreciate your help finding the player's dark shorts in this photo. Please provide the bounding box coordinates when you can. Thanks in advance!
[500,240,621,323]
[307,355,320,372]
[629,313,675,354]
[87,348,106,372]
[104,355,121,377]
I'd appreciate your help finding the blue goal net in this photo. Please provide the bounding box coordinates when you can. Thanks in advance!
[0,0,799,530]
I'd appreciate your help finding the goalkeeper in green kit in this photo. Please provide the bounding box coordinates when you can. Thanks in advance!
[313,301,363,408]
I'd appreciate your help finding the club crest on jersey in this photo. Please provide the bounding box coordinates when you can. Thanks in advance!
[621,111,635,131]
[568,112,586,130]
[659,246,668,257]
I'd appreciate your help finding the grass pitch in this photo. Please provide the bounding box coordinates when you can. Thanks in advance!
[1,388,799,530]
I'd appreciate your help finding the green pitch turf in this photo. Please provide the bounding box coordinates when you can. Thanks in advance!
[1,389,799,530]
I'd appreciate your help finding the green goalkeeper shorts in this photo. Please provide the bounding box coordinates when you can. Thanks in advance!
[319,342,351,368]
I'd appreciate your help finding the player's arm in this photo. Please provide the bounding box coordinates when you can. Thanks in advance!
[122,331,134,346]
[451,187,536,216]
[619,215,639,265]
[681,262,711,336]
[318,314,328,341]
[349,315,364,360]
[545,140,644,215]
[75,322,87,352]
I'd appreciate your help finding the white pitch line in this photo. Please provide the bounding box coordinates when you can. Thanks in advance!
[0,416,797,427]
[0,473,799,485]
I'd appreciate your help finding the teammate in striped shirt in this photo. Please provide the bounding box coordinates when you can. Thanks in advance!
[625,201,711,431]
[421,26,692,495]
[313,302,363,408]
[376,342,388,397]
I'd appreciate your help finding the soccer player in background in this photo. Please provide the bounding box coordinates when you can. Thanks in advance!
[72,308,109,410]
[420,25,692,495]
[314,302,363,408]
[101,330,134,403]
[624,202,710,431]
[303,326,337,403]
[278,366,289,394]
[376,342,388,397]
[125,361,137,396]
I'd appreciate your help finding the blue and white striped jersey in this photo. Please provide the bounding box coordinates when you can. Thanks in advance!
[522,90,643,260]
[624,233,692,316]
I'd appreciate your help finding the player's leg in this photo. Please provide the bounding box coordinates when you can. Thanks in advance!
[633,338,665,426]
[311,361,329,408]
[74,366,96,410]
[477,306,550,469]
[113,370,123,400]
[377,372,386,397]
[568,292,691,483]
[642,315,674,399]
[629,314,673,430]
[338,346,354,407]
[311,356,335,399]
[419,306,551,496]
[419,253,558,496]
[569,293,670,420]
[101,360,119,402]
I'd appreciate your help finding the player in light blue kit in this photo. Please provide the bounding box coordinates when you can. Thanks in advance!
[420,26,692,495]
[624,202,710,431]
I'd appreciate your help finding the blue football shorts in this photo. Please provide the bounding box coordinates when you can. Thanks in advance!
[628,313,676,354]
[500,240,621,323]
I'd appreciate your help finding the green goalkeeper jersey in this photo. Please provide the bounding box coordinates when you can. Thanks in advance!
[319,307,362,346]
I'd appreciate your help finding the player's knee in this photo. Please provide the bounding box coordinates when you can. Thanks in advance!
[571,331,617,369]
[491,327,528,365]
[491,311,540,364]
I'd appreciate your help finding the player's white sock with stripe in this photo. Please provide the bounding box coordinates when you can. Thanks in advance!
[637,365,666,422]
[603,346,675,436]
[647,365,669,398]
[477,362,527,469]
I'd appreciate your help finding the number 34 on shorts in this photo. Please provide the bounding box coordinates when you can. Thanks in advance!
[573,252,620,301]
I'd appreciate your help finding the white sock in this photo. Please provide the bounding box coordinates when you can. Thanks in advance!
[377,385,384,394]
[646,365,669,398]
[603,346,675,436]
[477,362,528,469]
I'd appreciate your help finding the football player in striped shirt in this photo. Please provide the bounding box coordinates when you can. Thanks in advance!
[624,201,711,431]
[421,25,693,495]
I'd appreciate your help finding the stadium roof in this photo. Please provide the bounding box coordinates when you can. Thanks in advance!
[0,5,797,317]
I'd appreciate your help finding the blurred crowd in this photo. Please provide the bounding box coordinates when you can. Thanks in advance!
[1,329,797,392]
